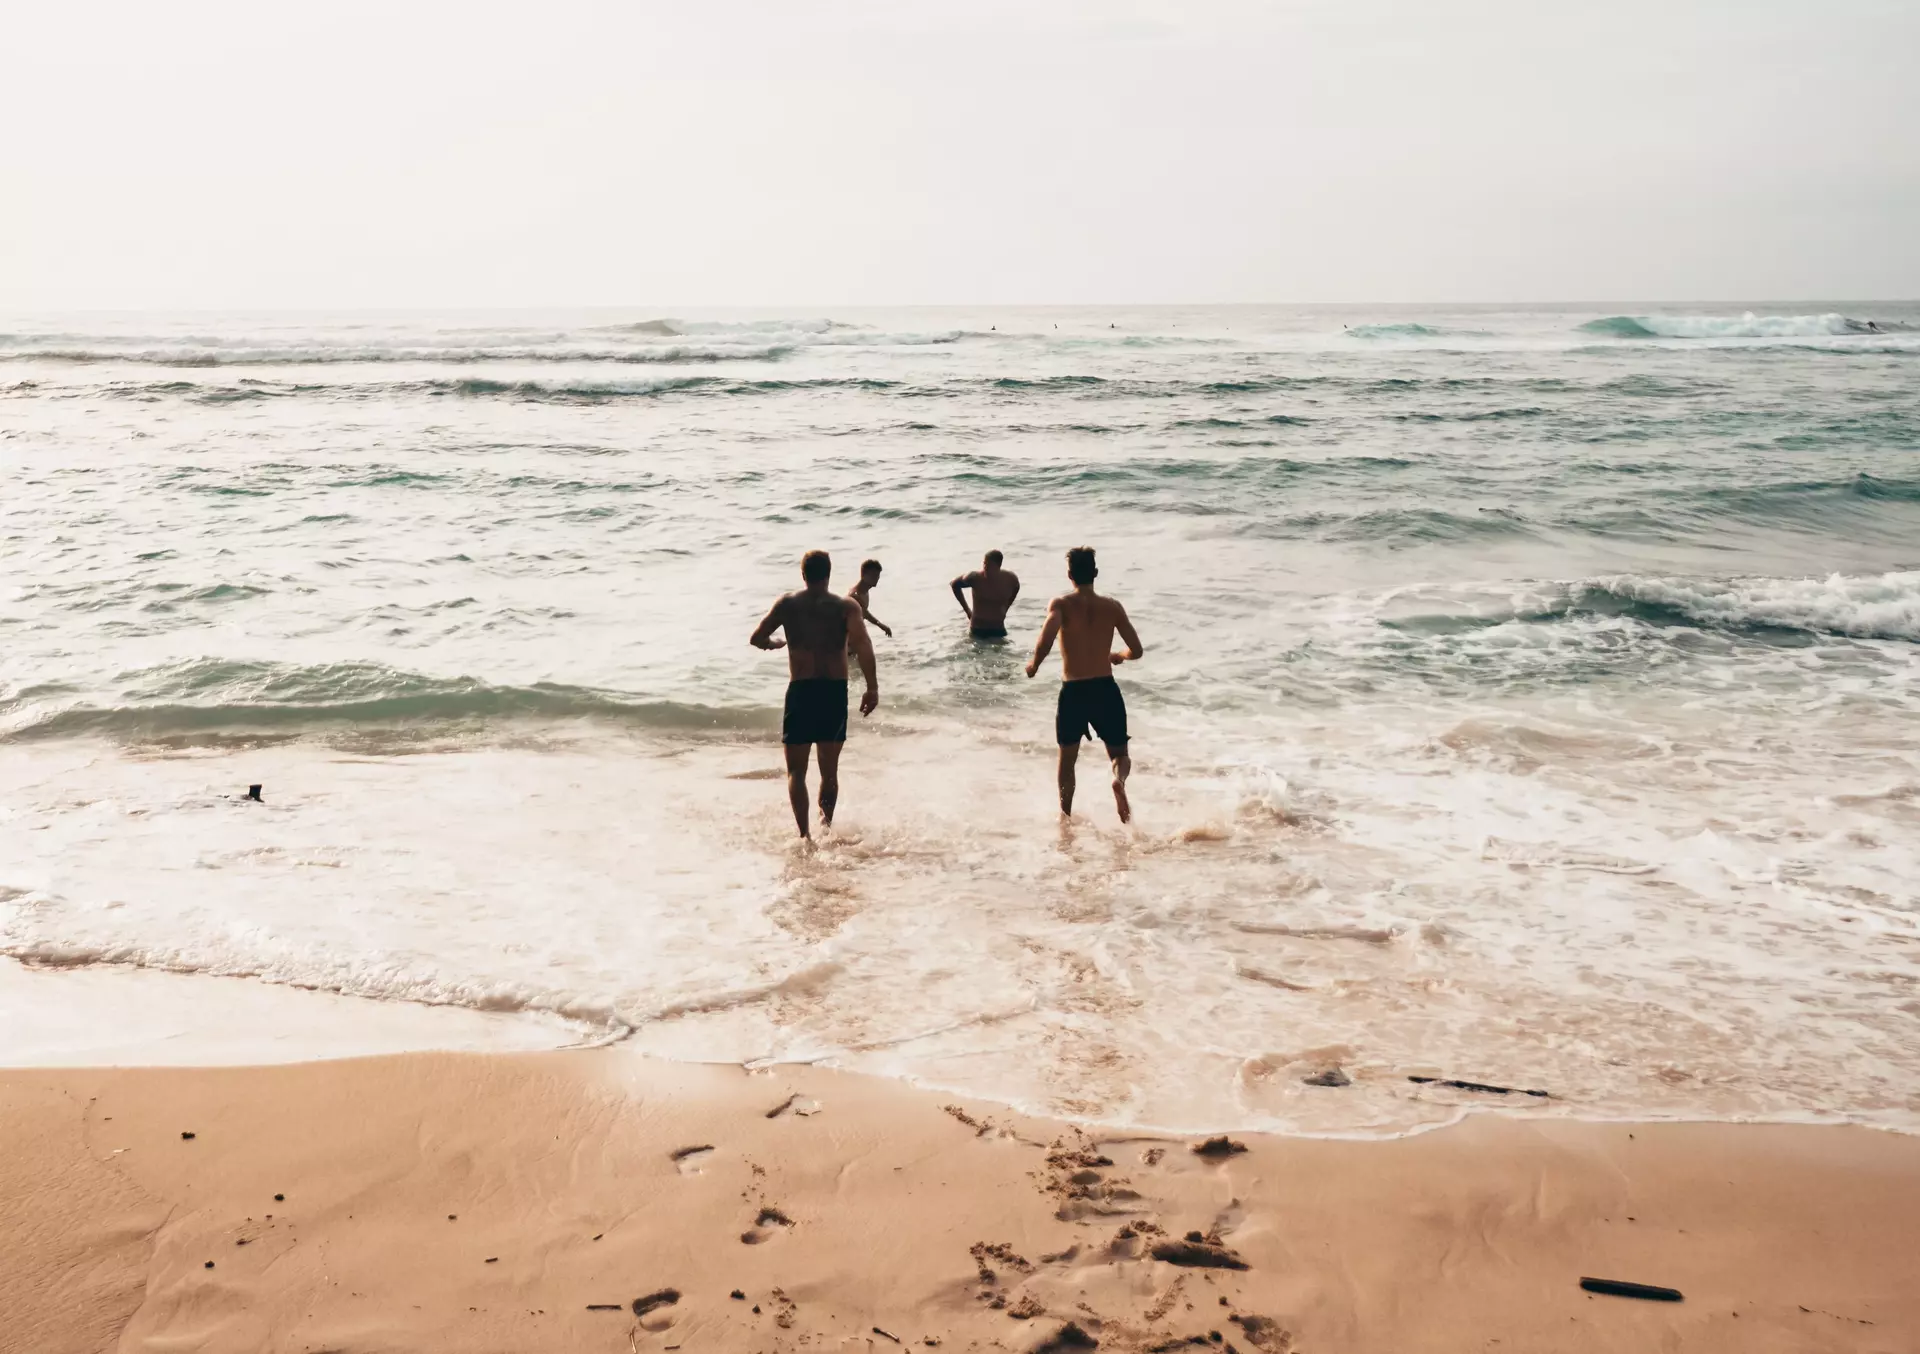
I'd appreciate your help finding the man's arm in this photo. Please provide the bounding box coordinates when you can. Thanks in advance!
[845,599,880,715]
[950,573,975,621]
[749,598,787,649]
[1025,599,1063,678]
[859,600,891,637]
[1007,573,1021,609]
[1112,601,1144,664]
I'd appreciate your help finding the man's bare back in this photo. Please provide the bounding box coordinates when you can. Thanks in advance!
[1024,547,1144,823]
[766,588,861,678]
[1043,590,1140,680]
[952,551,1020,636]
[750,551,880,839]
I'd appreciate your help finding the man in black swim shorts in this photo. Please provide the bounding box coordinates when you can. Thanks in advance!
[952,550,1021,639]
[1025,546,1145,822]
[751,550,879,839]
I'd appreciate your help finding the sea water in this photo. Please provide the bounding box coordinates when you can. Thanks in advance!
[1,304,1916,1135]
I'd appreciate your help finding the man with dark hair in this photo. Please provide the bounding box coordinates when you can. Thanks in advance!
[951,549,1021,639]
[848,558,892,638]
[751,550,880,838]
[1025,546,1144,822]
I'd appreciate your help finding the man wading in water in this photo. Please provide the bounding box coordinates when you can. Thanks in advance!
[952,550,1021,638]
[1025,546,1144,822]
[751,550,879,839]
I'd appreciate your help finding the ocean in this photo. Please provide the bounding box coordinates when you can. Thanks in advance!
[2,303,1916,1136]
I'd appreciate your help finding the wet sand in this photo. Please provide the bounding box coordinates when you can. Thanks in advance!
[5,1047,1916,1353]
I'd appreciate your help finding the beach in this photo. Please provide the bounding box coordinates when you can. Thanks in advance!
[3,305,1917,1348]
[8,1046,1918,1353]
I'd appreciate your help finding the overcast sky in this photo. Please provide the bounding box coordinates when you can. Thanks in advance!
[5,0,1916,308]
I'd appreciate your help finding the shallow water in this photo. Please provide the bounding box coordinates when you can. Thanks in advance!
[2,304,1917,1133]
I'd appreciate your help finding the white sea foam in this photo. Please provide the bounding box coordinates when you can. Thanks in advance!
[1596,570,1920,641]
[1579,311,1906,340]
[1646,312,1856,338]
[4,689,1918,1137]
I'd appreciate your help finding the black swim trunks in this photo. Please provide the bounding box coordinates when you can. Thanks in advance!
[1056,675,1128,751]
[971,626,1008,639]
[782,678,849,745]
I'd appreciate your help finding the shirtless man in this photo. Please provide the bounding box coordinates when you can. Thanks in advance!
[951,550,1021,639]
[750,550,880,838]
[1025,546,1144,823]
[847,558,892,638]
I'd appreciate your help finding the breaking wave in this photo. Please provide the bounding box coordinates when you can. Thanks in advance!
[1385,571,1920,645]
[0,660,773,744]
[1577,570,1920,642]
[1579,312,1910,340]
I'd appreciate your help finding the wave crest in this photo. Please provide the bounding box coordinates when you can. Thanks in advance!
[0,660,773,745]
[1579,312,1906,340]
[1578,571,1920,642]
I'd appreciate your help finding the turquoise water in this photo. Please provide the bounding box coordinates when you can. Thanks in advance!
[2,305,1917,1134]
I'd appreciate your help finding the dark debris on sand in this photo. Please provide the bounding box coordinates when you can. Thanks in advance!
[1191,1137,1248,1159]
[633,1288,681,1318]
[1408,1075,1549,1097]
[1151,1232,1251,1270]
[1229,1313,1289,1349]
[1032,1321,1099,1352]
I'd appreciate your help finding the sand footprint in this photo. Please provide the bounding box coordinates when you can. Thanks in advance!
[632,1288,680,1333]
[740,1206,795,1245]
[670,1144,715,1176]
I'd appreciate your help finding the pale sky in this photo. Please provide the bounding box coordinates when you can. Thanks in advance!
[5,0,1916,308]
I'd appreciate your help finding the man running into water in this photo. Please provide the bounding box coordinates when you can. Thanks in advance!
[750,550,879,838]
[1025,546,1144,822]
[848,558,892,638]
[952,550,1021,638]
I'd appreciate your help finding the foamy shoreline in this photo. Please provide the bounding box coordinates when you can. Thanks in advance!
[6,957,1913,1147]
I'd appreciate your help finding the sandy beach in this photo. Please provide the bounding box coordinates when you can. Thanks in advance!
[10,0,1918,1345]
[6,1047,1916,1354]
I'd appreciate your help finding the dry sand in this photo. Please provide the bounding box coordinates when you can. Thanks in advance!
[4,1047,1916,1354]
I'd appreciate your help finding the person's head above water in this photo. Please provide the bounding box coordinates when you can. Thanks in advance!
[801,550,832,587]
[1066,546,1097,586]
[860,558,882,582]
[984,550,1004,570]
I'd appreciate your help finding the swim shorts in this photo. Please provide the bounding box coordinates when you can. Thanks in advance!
[1055,675,1128,751]
[782,678,849,745]
[971,626,1008,639]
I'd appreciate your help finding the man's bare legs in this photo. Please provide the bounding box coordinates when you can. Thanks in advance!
[1058,742,1130,822]
[816,741,844,829]
[784,741,847,836]
[784,743,812,838]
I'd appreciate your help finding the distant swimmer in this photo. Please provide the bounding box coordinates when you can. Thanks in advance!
[750,550,879,839]
[952,550,1021,639]
[1025,546,1144,823]
[847,558,892,638]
